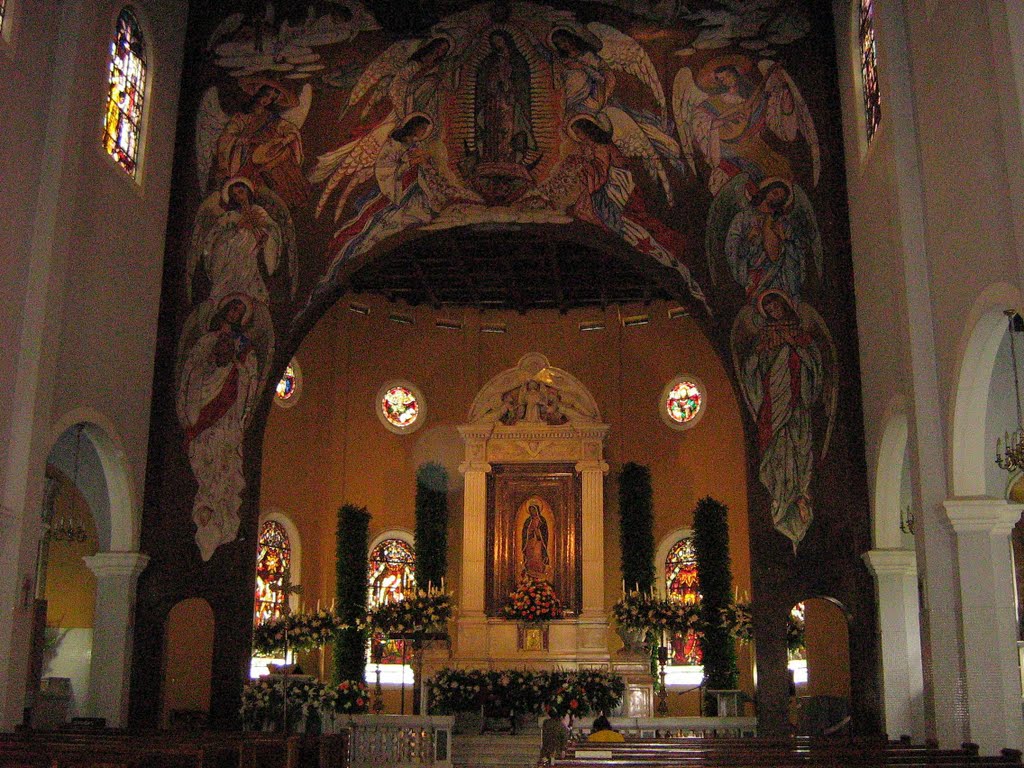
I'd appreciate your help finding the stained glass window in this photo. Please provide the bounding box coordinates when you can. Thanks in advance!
[103,9,147,176]
[666,536,702,665]
[381,386,419,428]
[788,602,806,662]
[666,381,702,424]
[860,0,881,142]
[368,538,416,665]
[253,520,291,629]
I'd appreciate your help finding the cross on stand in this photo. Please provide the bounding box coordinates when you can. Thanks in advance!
[270,569,302,732]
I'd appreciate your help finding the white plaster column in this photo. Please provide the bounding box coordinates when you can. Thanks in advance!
[863,548,925,741]
[944,498,1024,754]
[457,427,491,658]
[577,452,609,618]
[83,551,149,728]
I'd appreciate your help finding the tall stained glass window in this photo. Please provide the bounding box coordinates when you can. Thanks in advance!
[368,538,416,666]
[665,536,702,665]
[103,8,147,176]
[254,520,291,628]
[860,0,881,142]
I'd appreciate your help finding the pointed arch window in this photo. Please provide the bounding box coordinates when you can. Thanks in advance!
[665,536,703,666]
[859,0,881,142]
[103,8,147,176]
[367,537,416,684]
[254,520,291,627]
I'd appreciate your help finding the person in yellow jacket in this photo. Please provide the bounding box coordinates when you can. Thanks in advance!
[586,715,625,743]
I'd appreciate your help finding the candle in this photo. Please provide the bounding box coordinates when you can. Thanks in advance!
[622,579,626,597]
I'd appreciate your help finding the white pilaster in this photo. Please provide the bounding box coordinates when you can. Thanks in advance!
[863,548,925,741]
[944,498,1024,754]
[83,551,149,728]
[577,457,609,619]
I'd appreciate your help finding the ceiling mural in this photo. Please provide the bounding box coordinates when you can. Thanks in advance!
[168,0,846,558]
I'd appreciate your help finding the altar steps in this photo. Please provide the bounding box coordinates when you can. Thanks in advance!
[452,733,544,768]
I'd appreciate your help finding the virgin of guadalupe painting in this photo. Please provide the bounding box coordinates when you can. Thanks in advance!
[516,497,554,583]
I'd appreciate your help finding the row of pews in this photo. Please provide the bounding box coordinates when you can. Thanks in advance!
[558,737,1024,768]
[0,729,347,768]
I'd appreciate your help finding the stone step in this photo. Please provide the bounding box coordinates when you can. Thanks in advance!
[452,733,544,767]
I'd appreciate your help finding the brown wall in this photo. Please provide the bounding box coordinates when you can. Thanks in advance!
[260,295,751,679]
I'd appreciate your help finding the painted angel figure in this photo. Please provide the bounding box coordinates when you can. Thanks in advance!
[176,294,262,561]
[186,176,298,306]
[731,289,837,551]
[705,173,822,300]
[310,34,462,224]
[195,79,313,207]
[526,113,709,313]
[674,54,820,196]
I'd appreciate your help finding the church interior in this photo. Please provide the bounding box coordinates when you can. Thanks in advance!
[4,0,1024,764]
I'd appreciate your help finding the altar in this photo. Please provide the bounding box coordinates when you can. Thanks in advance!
[449,354,611,669]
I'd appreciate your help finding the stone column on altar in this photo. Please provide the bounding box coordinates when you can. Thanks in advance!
[576,436,610,660]
[82,551,149,727]
[457,425,492,658]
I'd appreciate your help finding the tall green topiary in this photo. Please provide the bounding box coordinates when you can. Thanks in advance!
[618,463,655,594]
[692,496,739,708]
[415,462,449,591]
[334,503,370,683]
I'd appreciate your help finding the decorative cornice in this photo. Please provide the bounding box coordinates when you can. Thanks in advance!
[863,548,917,578]
[83,551,150,581]
[943,497,1024,535]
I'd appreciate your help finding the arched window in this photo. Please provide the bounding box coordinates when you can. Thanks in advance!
[103,8,147,176]
[367,536,415,684]
[859,0,881,142]
[665,536,702,666]
[253,520,291,627]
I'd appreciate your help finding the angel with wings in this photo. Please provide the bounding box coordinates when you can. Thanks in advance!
[186,176,298,307]
[547,22,684,207]
[705,173,822,301]
[674,54,820,196]
[196,78,313,207]
[731,289,837,551]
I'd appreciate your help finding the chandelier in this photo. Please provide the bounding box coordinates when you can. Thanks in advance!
[49,425,89,543]
[996,310,1024,472]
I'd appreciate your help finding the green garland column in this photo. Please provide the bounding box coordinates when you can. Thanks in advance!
[618,463,655,594]
[414,463,449,591]
[334,503,370,684]
[693,496,739,711]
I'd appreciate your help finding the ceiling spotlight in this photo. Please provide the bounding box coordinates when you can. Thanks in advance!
[579,320,605,332]
[388,313,414,325]
[436,319,463,330]
[621,314,650,328]
[348,302,370,316]
[667,306,689,320]
[480,323,507,334]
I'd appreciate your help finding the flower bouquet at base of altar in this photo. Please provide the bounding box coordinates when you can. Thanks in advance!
[500,579,564,624]
[334,679,370,715]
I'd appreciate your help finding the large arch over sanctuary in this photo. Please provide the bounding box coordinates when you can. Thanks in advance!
[126,0,879,737]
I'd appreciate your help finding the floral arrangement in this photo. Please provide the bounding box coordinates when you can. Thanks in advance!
[365,587,452,637]
[787,608,806,654]
[240,676,369,731]
[426,668,624,717]
[720,601,753,643]
[252,609,346,656]
[612,591,700,633]
[335,678,370,713]
[501,580,564,623]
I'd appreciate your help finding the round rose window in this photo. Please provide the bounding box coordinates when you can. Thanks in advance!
[376,381,426,433]
[660,376,706,430]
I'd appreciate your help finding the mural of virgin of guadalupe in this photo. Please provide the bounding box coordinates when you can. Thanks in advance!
[521,501,551,583]
[731,290,836,551]
[475,30,536,165]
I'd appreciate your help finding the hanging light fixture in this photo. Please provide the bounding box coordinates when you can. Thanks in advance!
[996,310,1024,472]
[50,425,89,543]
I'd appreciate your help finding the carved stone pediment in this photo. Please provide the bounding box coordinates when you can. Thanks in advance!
[468,353,601,426]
